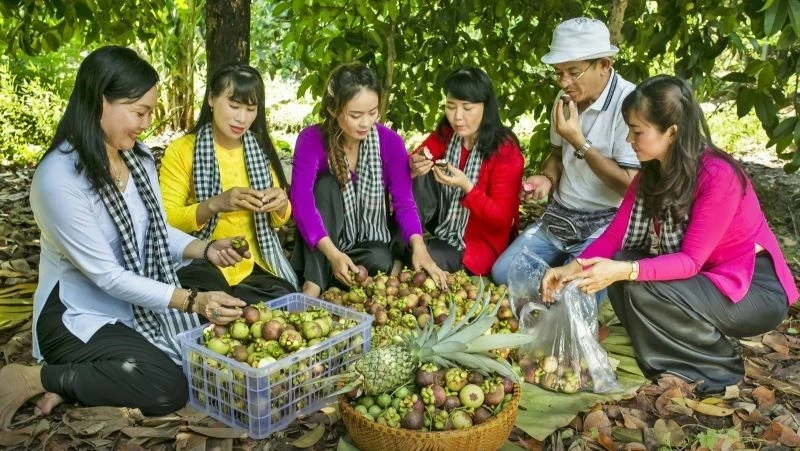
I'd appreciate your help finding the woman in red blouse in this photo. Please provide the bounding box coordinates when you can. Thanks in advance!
[403,67,524,275]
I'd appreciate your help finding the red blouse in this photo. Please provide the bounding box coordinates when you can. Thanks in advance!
[419,126,524,275]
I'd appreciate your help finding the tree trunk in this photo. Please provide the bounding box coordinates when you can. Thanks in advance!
[206,0,251,80]
[380,23,396,121]
[608,0,628,46]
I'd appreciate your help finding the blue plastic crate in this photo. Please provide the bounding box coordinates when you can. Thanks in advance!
[177,293,372,439]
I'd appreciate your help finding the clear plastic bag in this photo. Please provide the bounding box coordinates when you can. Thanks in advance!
[508,248,618,393]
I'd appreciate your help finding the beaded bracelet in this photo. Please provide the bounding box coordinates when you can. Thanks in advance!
[203,240,216,261]
[540,172,556,186]
[185,288,199,313]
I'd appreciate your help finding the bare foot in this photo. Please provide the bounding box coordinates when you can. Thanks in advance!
[32,392,65,416]
[0,364,45,430]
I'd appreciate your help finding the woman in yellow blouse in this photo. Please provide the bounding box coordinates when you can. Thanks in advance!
[159,63,297,304]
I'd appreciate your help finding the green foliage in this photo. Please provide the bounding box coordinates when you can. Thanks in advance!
[0,62,65,164]
[269,0,798,172]
[705,102,769,157]
[0,0,167,55]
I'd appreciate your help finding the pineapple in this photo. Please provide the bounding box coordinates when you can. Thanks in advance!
[318,281,535,396]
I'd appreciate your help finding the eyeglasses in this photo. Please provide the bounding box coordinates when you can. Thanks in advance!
[550,60,597,84]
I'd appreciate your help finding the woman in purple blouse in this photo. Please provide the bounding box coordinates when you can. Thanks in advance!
[541,75,798,395]
[289,62,446,297]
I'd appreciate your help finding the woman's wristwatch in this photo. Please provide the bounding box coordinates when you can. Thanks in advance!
[628,261,640,281]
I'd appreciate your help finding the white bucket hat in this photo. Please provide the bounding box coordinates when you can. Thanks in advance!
[541,17,619,65]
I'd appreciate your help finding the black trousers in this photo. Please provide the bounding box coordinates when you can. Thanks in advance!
[291,174,393,291]
[176,259,295,305]
[608,251,789,394]
[37,284,188,416]
[390,172,464,273]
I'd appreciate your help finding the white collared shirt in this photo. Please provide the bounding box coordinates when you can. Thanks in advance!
[551,70,640,211]
[29,142,195,361]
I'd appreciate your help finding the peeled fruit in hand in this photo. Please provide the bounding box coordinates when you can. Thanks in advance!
[560,94,571,120]
[230,237,249,255]
[522,180,535,193]
[422,148,434,160]
[434,159,448,169]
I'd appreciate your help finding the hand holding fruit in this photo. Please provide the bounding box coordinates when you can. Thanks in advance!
[540,260,582,304]
[551,95,584,148]
[561,257,631,295]
[410,147,434,178]
[206,237,251,267]
[410,246,448,289]
[330,251,359,287]
[522,175,553,201]
[210,187,265,213]
[195,291,246,325]
[258,187,289,214]
[432,163,472,193]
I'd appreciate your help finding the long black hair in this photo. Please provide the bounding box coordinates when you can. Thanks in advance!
[436,67,519,159]
[192,62,287,188]
[44,45,158,191]
[621,75,746,224]
[319,62,381,188]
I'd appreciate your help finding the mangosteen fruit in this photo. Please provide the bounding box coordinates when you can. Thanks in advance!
[459,384,484,409]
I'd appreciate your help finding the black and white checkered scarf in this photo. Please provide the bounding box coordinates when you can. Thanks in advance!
[191,123,298,288]
[622,195,686,255]
[97,147,201,364]
[433,133,484,250]
[338,125,390,251]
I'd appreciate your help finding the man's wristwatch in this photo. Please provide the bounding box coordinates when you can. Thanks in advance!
[574,140,592,159]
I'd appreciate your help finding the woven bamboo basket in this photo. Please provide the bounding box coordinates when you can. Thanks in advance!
[339,385,521,451]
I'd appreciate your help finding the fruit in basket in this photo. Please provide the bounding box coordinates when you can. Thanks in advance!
[445,368,468,392]
[459,384,484,408]
[279,329,305,351]
[473,406,493,425]
[443,395,461,412]
[262,319,284,341]
[482,380,505,406]
[318,283,533,396]
[229,320,250,341]
[232,345,248,362]
[301,320,323,340]
[242,306,260,325]
[449,410,473,430]
[421,384,446,407]
[207,337,230,355]
[401,409,424,430]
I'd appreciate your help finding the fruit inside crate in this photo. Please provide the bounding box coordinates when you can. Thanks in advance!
[178,293,372,439]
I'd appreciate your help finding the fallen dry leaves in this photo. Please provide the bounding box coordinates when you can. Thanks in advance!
[0,162,798,449]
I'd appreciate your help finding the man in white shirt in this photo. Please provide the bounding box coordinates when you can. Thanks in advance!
[493,18,639,290]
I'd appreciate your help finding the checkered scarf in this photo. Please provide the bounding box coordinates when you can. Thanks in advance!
[622,195,686,255]
[433,133,484,250]
[97,147,201,364]
[338,125,390,251]
[191,123,298,288]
